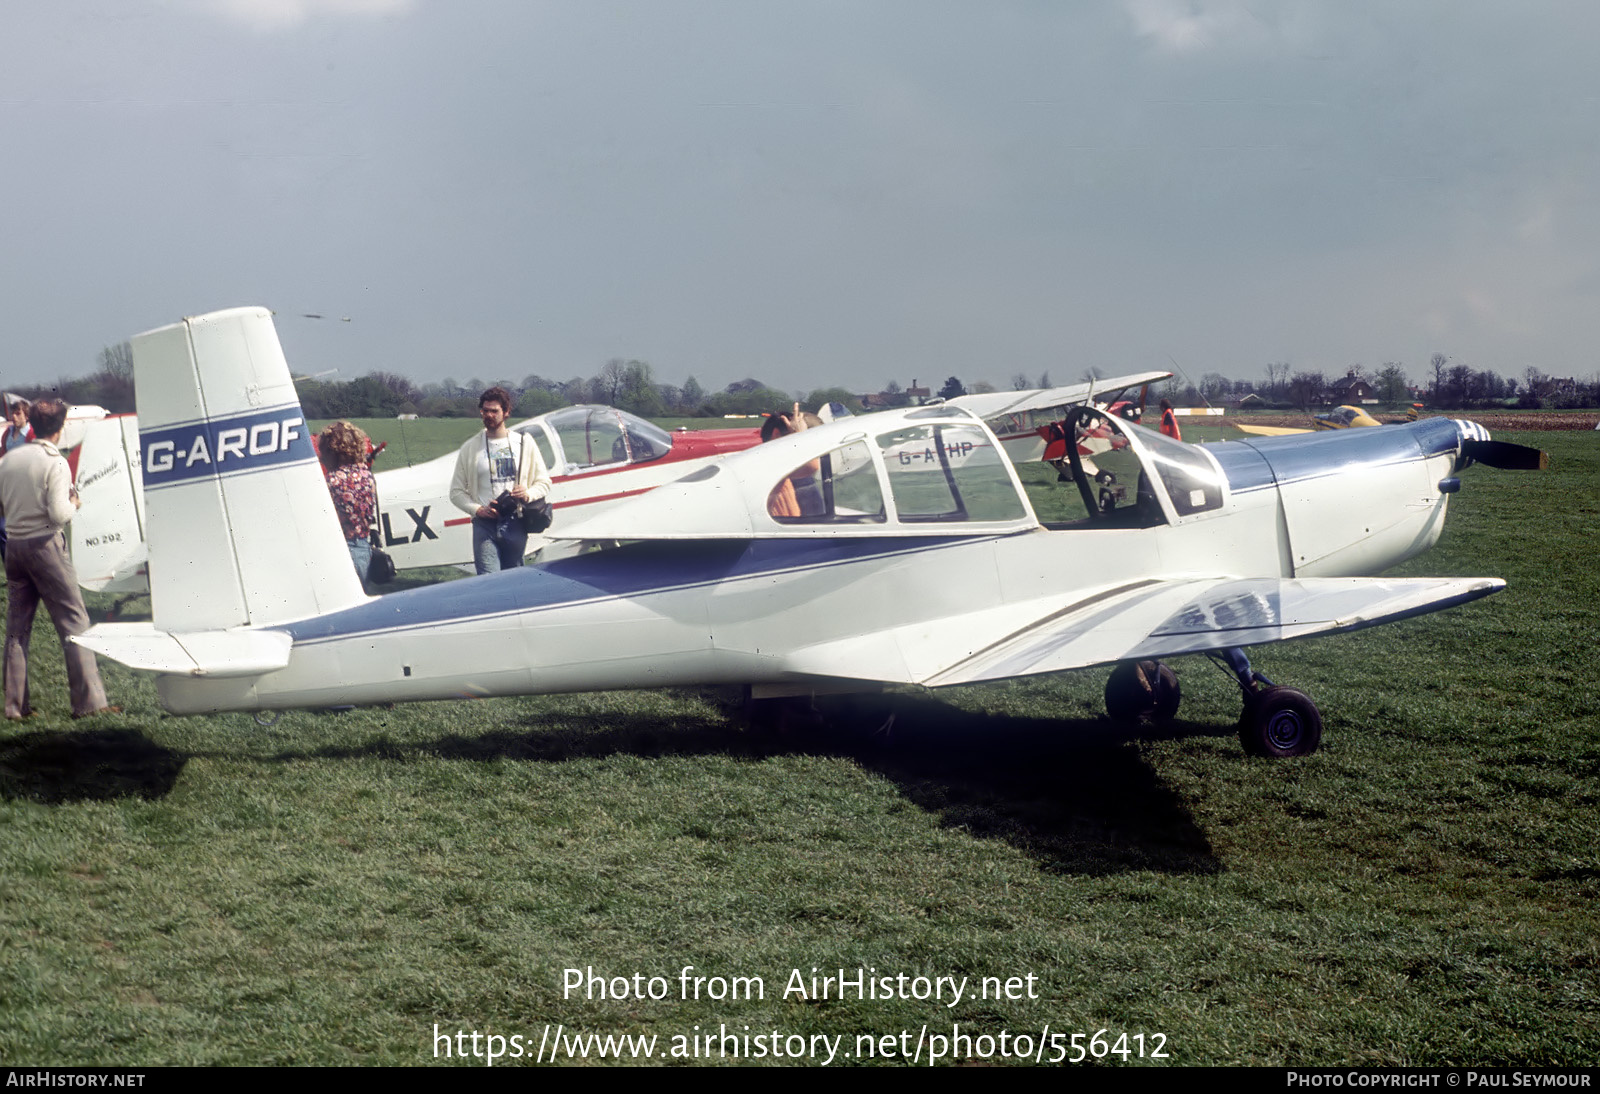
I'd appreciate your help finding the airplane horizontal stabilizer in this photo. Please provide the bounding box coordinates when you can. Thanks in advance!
[921,575,1504,687]
[74,623,292,677]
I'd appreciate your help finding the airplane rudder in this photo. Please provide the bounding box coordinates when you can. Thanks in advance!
[130,307,362,629]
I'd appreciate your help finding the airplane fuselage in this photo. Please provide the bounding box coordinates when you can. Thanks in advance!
[154,418,1463,714]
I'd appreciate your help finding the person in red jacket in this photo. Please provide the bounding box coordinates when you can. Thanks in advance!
[1159,398,1183,442]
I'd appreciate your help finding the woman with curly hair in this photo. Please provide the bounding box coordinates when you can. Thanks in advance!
[320,420,377,585]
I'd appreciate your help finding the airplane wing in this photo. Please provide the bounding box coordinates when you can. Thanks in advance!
[60,404,110,452]
[1232,423,1310,437]
[783,575,1502,688]
[947,371,1172,420]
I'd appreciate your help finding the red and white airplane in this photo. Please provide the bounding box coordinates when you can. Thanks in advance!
[69,405,759,593]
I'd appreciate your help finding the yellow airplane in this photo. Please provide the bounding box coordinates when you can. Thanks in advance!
[1234,404,1384,438]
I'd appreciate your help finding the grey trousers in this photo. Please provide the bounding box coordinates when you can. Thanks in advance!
[5,531,108,718]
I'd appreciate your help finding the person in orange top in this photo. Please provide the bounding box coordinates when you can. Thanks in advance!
[762,403,824,518]
[1159,398,1183,442]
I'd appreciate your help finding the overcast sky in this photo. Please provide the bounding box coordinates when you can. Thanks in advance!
[4,1,1598,394]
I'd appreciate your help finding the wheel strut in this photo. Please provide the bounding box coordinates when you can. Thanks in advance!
[1210,646,1275,699]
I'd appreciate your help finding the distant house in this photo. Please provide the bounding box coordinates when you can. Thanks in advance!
[1237,392,1266,409]
[1326,370,1376,405]
[861,381,921,410]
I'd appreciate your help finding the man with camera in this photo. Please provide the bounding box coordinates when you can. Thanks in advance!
[448,387,553,574]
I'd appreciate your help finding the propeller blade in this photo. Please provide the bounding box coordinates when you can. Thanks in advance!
[1461,439,1548,470]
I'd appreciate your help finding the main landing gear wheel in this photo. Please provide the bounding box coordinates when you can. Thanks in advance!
[1209,647,1322,759]
[1239,686,1323,758]
[1104,660,1180,724]
[743,687,819,737]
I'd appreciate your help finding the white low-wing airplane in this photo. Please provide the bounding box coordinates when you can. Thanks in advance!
[77,307,1541,757]
[67,369,1166,594]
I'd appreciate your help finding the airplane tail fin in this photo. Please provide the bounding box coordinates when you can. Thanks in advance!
[131,306,365,632]
[69,415,149,594]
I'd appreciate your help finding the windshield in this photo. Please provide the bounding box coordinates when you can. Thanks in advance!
[531,406,674,470]
[1049,409,1225,526]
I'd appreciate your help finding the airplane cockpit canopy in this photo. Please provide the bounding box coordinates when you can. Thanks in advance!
[516,405,673,475]
[1048,407,1228,528]
[768,410,1028,527]
[1314,405,1376,429]
[548,406,1040,540]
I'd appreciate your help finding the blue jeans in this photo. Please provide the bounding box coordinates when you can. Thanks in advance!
[347,536,371,586]
[472,516,528,574]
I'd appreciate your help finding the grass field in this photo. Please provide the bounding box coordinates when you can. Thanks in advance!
[0,424,1595,1066]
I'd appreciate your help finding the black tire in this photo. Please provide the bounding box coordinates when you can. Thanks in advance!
[1239,686,1323,758]
[1104,660,1181,724]
[744,692,817,737]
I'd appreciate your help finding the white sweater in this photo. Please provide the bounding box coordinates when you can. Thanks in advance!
[448,430,553,515]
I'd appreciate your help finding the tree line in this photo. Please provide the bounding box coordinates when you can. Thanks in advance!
[294,362,880,421]
[18,349,981,421]
[6,344,136,414]
[13,344,1597,420]
[1170,354,1598,411]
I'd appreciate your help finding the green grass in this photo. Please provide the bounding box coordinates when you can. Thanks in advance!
[331,417,477,466]
[0,433,1595,1065]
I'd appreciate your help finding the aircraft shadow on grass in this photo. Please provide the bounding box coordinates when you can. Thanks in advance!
[0,728,186,804]
[264,692,1228,877]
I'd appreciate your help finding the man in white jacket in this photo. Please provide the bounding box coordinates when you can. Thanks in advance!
[448,386,553,574]
[0,399,113,719]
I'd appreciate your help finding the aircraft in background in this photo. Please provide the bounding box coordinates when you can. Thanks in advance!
[77,308,1543,758]
[955,374,1169,463]
[0,396,110,459]
[1233,404,1386,438]
[67,368,1172,594]
[69,403,766,594]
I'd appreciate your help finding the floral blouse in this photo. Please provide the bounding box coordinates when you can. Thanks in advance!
[326,464,376,542]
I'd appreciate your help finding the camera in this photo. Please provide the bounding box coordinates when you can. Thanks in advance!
[492,491,524,519]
